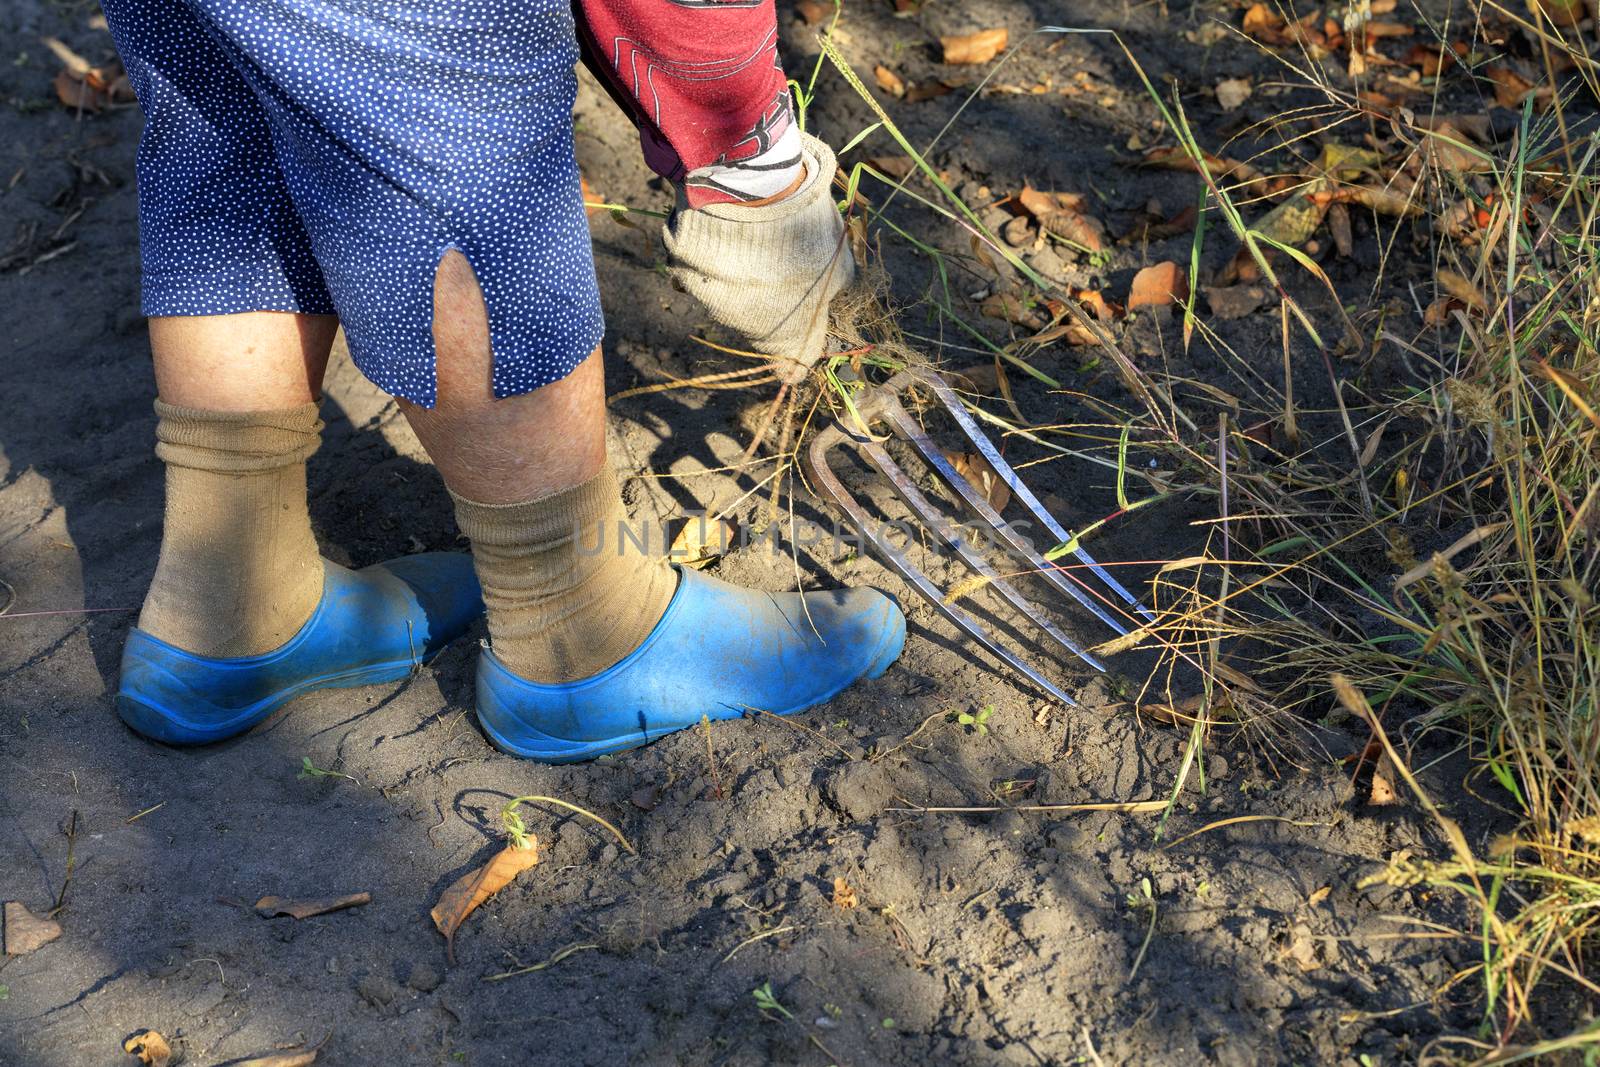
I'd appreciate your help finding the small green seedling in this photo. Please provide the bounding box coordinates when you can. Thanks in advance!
[752,982,794,1020]
[881,1017,896,1029]
[0,985,9,1001]
[957,704,995,735]
[297,756,357,784]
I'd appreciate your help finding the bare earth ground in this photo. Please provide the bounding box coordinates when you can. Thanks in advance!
[0,1,1539,1065]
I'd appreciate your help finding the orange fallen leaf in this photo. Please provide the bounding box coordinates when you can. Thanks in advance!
[1308,885,1332,906]
[1530,0,1586,25]
[795,0,831,24]
[944,449,1012,513]
[1242,3,1287,42]
[941,27,1008,65]
[254,892,371,920]
[53,68,105,112]
[1077,288,1120,323]
[874,65,906,97]
[1364,20,1415,36]
[1138,146,1263,186]
[124,1030,173,1067]
[431,840,540,962]
[832,877,860,910]
[1128,261,1187,311]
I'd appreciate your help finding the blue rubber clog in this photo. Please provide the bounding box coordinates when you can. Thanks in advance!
[117,554,484,744]
[475,567,906,762]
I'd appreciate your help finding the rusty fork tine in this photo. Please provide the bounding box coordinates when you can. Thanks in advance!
[805,427,1080,706]
[881,397,1131,636]
[922,374,1156,623]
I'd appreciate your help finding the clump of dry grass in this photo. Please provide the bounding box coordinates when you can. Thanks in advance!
[808,1,1599,1058]
[1109,11,1600,1061]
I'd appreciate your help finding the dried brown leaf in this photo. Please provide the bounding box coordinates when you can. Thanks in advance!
[1252,192,1328,247]
[431,841,541,961]
[867,155,914,181]
[1328,202,1353,257]
[873,64,905,97]
[1437,269,1486,313]
[53,69,105,112]
[941,27,1008,65]
[904,80,955,103]
[1204,284,1270,320]
[832,877,860,910]
[981,291,1047,330]
[945,449,1013,512]
[254,892,371,920]
[1369,753,1400,805]
[1038,209,1103,251]
[1486,65,1535,108]
[229,1050,321,1067]
[1215,77,1252,111]
[3,901,62,955]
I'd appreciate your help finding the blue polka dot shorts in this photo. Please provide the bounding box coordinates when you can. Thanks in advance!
[101,0,606,407]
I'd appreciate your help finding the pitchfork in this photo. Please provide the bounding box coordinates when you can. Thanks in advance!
[803,368,1152,706]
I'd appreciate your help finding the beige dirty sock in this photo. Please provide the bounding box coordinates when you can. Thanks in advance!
[137,400,325,658]
[451,467,678,684]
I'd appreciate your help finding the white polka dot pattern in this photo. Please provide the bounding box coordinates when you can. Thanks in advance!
[102,0,606,407]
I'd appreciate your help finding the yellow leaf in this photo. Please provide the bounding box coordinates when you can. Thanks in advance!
[668,516,736,569]
[123,1031,173,1067]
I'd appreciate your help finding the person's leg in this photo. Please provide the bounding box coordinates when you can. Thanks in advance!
[399,253,602,504]
[135,312,337,658]
[401,252,677,684]
[150,311,338,411]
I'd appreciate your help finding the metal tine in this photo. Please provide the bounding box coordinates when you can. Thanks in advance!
[806,434,1080,706]
[855,438,1107,673]
[922,373,1156,622]
[880,397,1130,636]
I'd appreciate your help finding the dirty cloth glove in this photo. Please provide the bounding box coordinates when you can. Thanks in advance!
[663,132,855,385]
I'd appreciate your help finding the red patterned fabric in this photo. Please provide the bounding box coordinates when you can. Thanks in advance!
[574,0,802,207]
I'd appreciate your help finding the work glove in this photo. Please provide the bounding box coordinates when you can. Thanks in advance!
[663,133,855,385]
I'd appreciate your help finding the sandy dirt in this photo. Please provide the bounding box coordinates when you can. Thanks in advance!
[0,1,1537,1064]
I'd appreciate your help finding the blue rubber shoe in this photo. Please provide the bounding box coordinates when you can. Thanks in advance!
[475,567,906,762]
[117,554,484,745]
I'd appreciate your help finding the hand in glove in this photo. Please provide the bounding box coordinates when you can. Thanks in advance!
[663,133,854,385]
